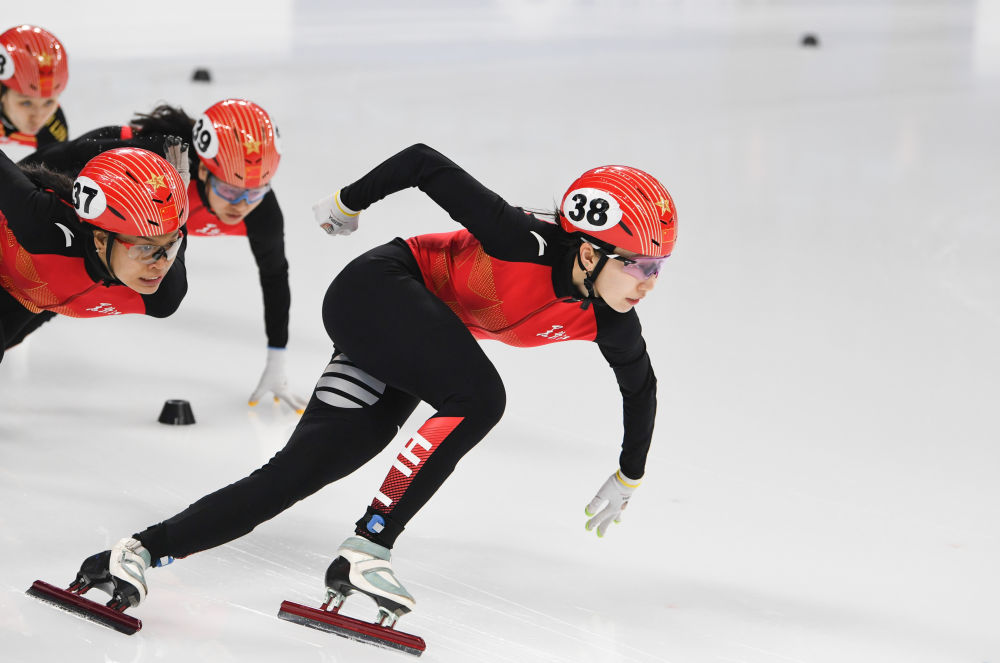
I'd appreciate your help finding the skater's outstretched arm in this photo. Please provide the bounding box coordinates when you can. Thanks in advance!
[314,143,564,264]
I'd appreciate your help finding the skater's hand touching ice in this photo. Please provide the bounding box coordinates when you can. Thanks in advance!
[249,348,307,414]
[313,190,360,236]
[585,470,641,537]
[163,135,191,188]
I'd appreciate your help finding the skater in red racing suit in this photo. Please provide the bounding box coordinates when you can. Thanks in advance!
[0,145,189,364]
[23,100,304,410]
[0,25,70,154]
[66,143,678,636]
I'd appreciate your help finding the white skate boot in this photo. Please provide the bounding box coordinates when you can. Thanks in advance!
[324,536,415,627]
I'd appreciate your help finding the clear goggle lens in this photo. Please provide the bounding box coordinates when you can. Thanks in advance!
[116,236,183,264]
[209,175,271,205]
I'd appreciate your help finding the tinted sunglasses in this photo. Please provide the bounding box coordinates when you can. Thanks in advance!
[593,244,667,281]
[208,175,271,205]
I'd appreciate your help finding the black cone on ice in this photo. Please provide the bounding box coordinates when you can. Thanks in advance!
[158,399,196,425]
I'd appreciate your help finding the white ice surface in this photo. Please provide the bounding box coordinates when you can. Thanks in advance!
[2,2,999,662]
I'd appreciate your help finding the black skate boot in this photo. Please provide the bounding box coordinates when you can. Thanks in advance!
[26,538,152,635]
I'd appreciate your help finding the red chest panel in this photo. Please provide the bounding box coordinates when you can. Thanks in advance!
[182,181,247,237]
[0,218,145,317]
[406,231,596,347]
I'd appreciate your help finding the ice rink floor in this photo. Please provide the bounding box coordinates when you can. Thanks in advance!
[2,1,999,661]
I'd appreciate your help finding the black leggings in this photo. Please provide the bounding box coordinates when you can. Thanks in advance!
[1,289,55,364]
[136,240,506,559]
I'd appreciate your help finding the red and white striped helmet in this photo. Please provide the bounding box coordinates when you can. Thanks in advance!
[192,98,281,189]
[0,25,68,98]
[73,148,189,236]
[559,165,677,258]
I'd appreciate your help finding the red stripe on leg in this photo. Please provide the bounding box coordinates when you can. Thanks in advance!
[372,416,464,509]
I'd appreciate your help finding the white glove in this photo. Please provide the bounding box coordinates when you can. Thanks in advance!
[163,136,191,189]
[585,470,641,537]
[313,190,360,236]
[248,348,307,414]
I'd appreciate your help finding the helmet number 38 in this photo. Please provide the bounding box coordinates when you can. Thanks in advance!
[563,188,623,232]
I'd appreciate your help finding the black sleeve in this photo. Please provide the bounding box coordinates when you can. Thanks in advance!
[140,231,189,318]
[20,126,162,173]
[594,307,657,480]
[243,191,290,348]
[0,148,79,252]
[340,143,563,264]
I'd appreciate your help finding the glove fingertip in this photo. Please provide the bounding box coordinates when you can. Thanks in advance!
[248,400,259,407]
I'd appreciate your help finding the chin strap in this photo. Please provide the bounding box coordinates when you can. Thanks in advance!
[101,232,121,284]
[576,249,610,310]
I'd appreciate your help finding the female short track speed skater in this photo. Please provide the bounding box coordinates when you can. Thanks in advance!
[0,25,69,154]
[0,144,189,364]
[53,143,676,640]
[23,99,305,410]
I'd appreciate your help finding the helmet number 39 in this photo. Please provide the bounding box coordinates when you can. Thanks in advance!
[192,114,220,159]
[563,188,623,232]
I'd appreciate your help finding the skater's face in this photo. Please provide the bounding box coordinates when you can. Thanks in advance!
[575,243,659,313]
[93,229,183,294]
[1,89,60,136]
[198,162,266,225]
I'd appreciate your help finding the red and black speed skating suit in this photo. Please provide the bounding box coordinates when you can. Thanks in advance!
[133,144,657,560]
[0,149,188,362]
[23,120,291,349]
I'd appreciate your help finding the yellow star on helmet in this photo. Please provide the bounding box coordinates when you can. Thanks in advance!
[147,174,167,191]
[654,197,672,215]
[37,53,54,67]
[243,138,262,155]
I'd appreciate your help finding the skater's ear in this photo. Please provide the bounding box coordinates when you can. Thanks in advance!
[91,228,109,252]
[577,242,601,272]
[197,161,209,182]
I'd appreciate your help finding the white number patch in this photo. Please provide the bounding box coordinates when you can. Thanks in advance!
[562,187,623,232]
[72,176,108,219]
[192,113,220,159]
[0,46,15,81]
[272,123,283,155]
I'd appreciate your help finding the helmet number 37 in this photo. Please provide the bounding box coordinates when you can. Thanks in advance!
[563,188,623,232]
[72,177,107,219]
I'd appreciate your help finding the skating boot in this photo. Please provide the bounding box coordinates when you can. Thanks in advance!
[277,536,425,655]
[324,536,416,627]
[26,537,153,634]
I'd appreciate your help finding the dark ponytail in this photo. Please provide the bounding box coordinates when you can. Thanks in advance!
[18,162,75,205]
[130,104,197,136]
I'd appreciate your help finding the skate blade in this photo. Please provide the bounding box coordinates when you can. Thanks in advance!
[277,600,425,657]
[26,580,141,635]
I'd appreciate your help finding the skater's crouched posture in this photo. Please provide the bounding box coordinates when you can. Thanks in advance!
[0,145,189,364]
[70,144,677,632]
